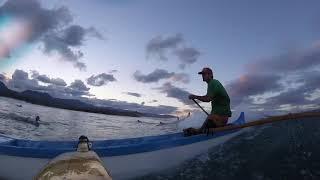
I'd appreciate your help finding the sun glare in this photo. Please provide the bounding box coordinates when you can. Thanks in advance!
[0,16,33,59]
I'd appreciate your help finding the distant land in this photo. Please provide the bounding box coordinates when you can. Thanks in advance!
[0,81,176,118]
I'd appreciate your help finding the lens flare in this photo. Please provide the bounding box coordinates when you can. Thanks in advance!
[0,16,33,59]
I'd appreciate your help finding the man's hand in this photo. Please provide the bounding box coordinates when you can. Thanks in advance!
[188,94,197,100]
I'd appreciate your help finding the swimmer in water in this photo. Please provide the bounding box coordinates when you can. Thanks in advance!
[35,116,40,126]
[36,116,40,122]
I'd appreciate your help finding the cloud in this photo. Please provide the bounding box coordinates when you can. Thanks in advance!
[146,34,183,61]
[248,46,320,73]
[50,78,67,87]
[87,73,116,86]
[42,33,85,70]
[0,0,104,70]
[264,89,313,108]
[174,47,200,69]
[134,69,173,83]
[260,71,320,110]
[298,71,320,93]
[42,26,105,70]
[86,27,105,40]
[5,69,91,98]
[226,73,283,107]
[148,100,158,103]
[31,70,67,86]
[227,42,320,113]
[133,69,189,84]
[69,80,90,91]
[146,34,200,69]
[7,69,40,91]
[124,92,142,97]
[155,82,193,105]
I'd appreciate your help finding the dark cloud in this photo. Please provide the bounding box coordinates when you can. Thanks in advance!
[69,80,90,91]
[63,86,91,97]
[31,71,50,83]
[134,69,173,83]
[133,69,189,84]
[0,0,104,70]
[61,25,86,46]
[86,27,105,40]
[174,47,200,69]
[226,73,283,107]
[228,43,320,113]
[264,89,312,109]
[87,73,116,86]
[42,32,86,70]
[146,34,183,61]
[5,70,91,98]
[146,34,200,68]
[31,71,67,86]
[261,71,320,110]
[298,71,320,92]
[155,82,193,105]
[43,26,105,64]
[50,78,67,87]
[124,92,142,97]
[248,46,320,73]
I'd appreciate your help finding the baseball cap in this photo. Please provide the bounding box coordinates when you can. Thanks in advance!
[198,67,213,75]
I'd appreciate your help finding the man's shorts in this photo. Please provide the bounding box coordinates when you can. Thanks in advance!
[207,114,229,128]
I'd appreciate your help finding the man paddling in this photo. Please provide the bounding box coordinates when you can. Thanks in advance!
[184,67,232,136]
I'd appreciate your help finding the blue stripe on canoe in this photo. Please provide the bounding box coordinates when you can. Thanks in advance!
[0,112,245,158]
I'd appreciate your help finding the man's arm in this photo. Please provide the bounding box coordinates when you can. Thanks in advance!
[189,94,212,102]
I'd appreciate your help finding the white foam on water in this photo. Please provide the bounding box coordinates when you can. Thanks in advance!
[177,111,207,130]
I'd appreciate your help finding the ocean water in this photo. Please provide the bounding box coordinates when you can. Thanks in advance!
[1,96,320,179]
[0,97,179,140]
[136,117,320,180]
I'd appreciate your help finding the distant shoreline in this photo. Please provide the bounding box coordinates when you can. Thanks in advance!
[0,82,176,118]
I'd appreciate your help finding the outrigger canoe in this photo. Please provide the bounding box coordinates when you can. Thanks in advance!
[0,112,245,180]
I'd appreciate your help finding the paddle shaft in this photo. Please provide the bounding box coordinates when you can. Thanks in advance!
[192,99,210,116]
[207,111,320,133]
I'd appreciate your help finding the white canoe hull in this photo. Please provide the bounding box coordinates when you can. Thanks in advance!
[0,130,243,180]
[102,130,243,179]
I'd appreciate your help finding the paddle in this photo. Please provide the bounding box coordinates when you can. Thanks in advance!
[192,99,209,116]
[183,99,210,136]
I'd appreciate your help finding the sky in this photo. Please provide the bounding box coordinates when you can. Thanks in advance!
[0,0,319,119]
